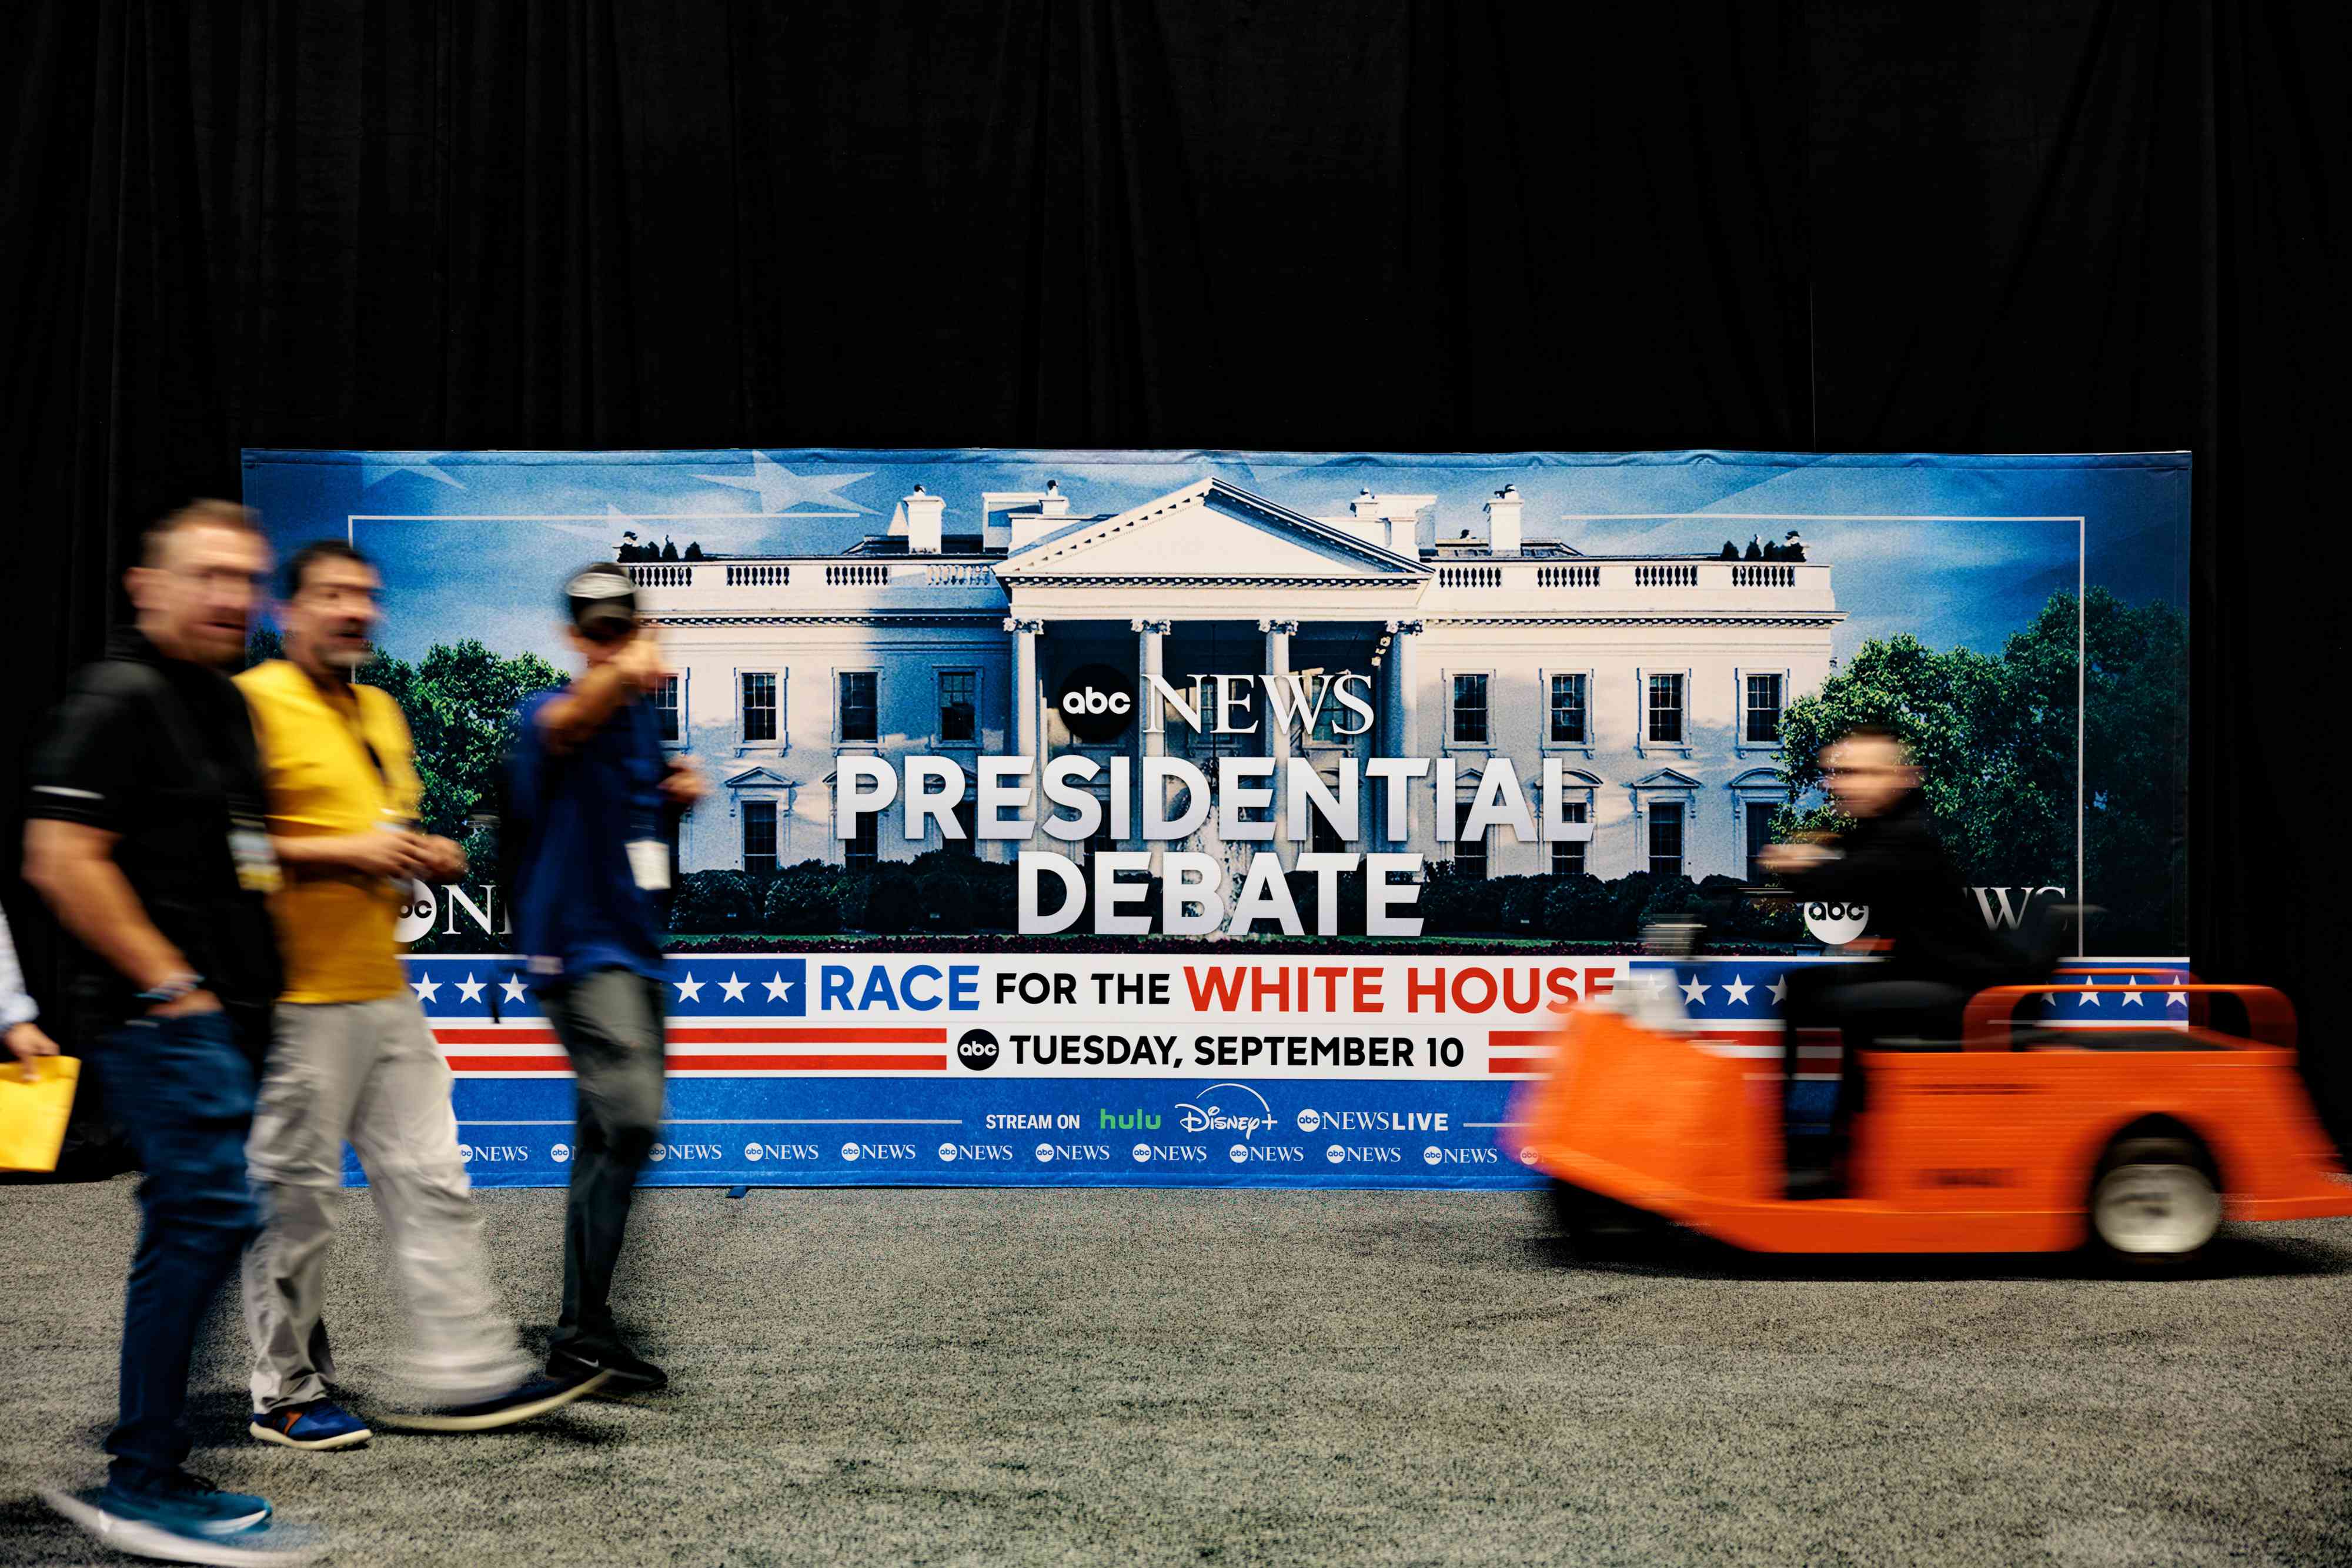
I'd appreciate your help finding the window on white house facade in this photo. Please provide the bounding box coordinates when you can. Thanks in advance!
[1550,801,1588,875]
[1451,673,1489,744]
[741,800,777,874]
[844,814,878,872]
[1746,800,1778,884]
[839,671,878,743]
[652,676,681,742]
[1646,674,1685,744]
[1453,824,1489,881]
[1648,801,1685,878]
[1548,673,1587,744]
[939,670,976,743]
[741,672,777,743]
[1745,673,1783,744]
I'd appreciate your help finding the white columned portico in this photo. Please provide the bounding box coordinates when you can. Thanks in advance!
[1384,618,1424,854]
[1132,618,1171,855]
[1261,618,1298,867]
[1006,616,1045,842]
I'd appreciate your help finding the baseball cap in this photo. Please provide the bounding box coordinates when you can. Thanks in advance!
[565,562,639,640]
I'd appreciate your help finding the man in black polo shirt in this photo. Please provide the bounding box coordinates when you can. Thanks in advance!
[1760,726,2029,1197]
[25,501,314,1563]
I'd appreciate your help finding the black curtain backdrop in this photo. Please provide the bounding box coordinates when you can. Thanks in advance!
[4,1,2346,1129]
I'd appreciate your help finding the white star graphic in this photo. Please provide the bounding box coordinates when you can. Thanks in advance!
[500,974,527,1005]
[2122,989,2144,1007]
[410,974,442,1004]
[764,971,795,1002]
[1768,975,1789,1005]
[2166,992,2188,1008]
[1722,975,1753,1006]
[454,972,485,1005]
[721,972,751,1004]
[360,452,465,490]
[2077,990,2101,1008]
[693,452,874,514]
[673,973,704,1004]
[1680,975,1712,1005]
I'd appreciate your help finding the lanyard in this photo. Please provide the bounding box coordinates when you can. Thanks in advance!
[323,683,390,787]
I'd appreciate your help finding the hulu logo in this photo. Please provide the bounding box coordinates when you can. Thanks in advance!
[1098,1109,1162,1131]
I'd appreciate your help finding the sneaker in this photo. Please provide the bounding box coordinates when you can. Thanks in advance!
[374,1368,611,1432]
[250,1399,373,1451]
[549,1342,668,1393]
[41,1474,323,1565]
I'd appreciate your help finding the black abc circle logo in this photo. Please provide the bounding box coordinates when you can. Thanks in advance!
[957,1028,1001,1072]
[1054,663,1137,744]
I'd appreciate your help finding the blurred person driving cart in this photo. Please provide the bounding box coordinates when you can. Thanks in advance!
[1758,726,2036,1197]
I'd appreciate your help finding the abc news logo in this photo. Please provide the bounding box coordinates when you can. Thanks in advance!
[742,1142,822,1163]
[1055,663,1135,744]
[1803,900,1870,946]
[840,1142,919,1162]
[958,1028,1000,1071]
[1061,687,1131,716]
[938,1143,1017,1162]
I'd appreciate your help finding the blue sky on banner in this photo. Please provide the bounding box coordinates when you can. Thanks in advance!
[240,449,2189,665]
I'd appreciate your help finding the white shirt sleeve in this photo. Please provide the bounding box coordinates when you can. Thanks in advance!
[0,906,39,1030]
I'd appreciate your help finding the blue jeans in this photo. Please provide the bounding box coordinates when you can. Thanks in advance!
[92,1009,263,1490]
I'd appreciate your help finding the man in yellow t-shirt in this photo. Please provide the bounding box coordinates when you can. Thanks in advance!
[236,540,603,1448]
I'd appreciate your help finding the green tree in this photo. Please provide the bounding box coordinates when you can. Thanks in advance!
[1775,589,2186,950]
[358,639,565,838]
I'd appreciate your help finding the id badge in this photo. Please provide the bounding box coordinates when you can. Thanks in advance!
[230,824,283,895]
[627,838,671,892]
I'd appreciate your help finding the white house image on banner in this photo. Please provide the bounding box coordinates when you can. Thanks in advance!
[627,476,1843,884]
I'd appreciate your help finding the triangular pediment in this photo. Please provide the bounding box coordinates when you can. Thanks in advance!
[725,766,793,789]
[997,478,1428,580]
[1633,767,1705,790]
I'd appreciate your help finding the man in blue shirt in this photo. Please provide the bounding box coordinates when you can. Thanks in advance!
[510,563,704,1393]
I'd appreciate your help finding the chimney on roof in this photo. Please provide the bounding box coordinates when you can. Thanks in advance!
[1351,487,1380,518]
[1485,484,1523,556]
[904,484,945,554]
[1040,479,1070,518]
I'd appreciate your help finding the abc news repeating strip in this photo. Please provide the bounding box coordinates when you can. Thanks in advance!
[433,1087,1537,1187]
[399,954,2191,1189]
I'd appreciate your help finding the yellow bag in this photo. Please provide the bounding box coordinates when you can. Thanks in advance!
[0,1057,81,1173]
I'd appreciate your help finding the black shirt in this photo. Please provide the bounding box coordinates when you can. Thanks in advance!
[1782,791,2024,987]
[25,629,282,1040]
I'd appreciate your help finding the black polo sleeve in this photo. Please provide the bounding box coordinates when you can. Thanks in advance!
[25,669,148,834]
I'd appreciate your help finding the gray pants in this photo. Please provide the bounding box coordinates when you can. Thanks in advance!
[538,968,667,1357]
[243,993,533,1412]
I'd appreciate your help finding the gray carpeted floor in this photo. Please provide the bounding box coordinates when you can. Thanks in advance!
[2,1179,2348,1567]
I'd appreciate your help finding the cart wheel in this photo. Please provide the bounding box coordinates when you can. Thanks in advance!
[1545,1179,1654,1261]
[2090,1136,2221,1266]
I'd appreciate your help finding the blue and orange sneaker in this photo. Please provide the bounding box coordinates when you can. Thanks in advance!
[249,1398,373,1450]
[42,1471,322,1564]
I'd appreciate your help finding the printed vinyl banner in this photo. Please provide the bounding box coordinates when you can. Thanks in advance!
[239,448,2192,1189]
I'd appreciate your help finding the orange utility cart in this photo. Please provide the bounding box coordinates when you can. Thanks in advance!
[1511,982,2352,1263]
